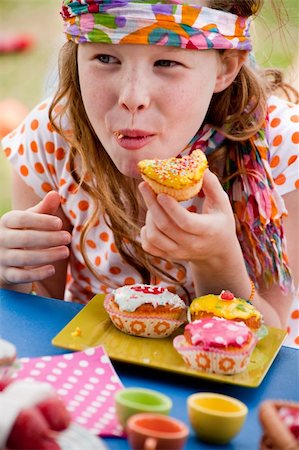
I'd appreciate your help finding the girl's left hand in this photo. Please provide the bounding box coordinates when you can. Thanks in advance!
[139,169,239,263]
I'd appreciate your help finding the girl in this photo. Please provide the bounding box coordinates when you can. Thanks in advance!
[1,0,298,347]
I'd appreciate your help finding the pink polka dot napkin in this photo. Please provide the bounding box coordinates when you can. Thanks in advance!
[12,346,125,437]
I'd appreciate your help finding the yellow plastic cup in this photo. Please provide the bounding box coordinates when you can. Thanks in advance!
[187,392,248,444]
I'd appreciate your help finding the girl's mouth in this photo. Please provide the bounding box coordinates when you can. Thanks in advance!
[113,129,155,150]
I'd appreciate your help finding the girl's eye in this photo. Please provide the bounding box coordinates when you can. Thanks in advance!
[154,60,179,67]
[96,54,119,64]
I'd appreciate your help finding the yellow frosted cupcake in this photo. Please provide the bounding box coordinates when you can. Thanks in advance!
[189,290,263,332]
[137,150,208,201]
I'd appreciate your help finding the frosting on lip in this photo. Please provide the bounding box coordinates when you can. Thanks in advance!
[185,317,253,350]
[112,284,186,312]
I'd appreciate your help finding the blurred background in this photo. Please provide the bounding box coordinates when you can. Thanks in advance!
[0,0,298,215]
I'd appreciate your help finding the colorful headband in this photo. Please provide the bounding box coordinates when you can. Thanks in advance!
[61,0,252,51]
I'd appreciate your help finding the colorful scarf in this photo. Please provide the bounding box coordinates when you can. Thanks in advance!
[186,125,292,294]
[60,0,292,293]
[61,0,252,51]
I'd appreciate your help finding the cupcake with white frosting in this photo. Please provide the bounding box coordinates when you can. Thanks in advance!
[104,284,187,338]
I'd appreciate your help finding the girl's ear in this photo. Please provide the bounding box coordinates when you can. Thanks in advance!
[214,50,248,93]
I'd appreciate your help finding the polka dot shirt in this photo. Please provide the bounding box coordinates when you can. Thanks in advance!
[2,95,299,348]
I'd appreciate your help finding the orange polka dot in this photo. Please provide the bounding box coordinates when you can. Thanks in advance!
[270,117,281,128]
[76,225,83,232]
[68,183,78,194]
[152,257,161,265]
[290,115,299,123]
[109,266,121,275]
[47,122,54,132]
[30,141,38,152]
[291,132,299,144]
[34,162,45,174]
[66,273,72,284]
[31,119,39,130]
[47,164,56,175]
[60,196,67,205]
[274,174,286,186]
[110,243,118,253]
[295,179,299,189]
[4,147,11,157]
[54,104,63,114]
[65,162,71,172]
[75,261,86,272]
[166,285,177,294]
[100,232,109,242]
[55,147,65,160]
[45,141,55,154]
[75,244,80,251]
[288,155,297,166]
[95,256,101,266]
[18,144,24,155]
[93,219,100,227]
[295,336,299,345]
[268,105,277,113]
[69,210,77,219]
[41,182,53,193]
[20,165,29,176]
[100,285,109,294]
[78,274,91,283]
[270,155,280,168]
[291,310,299,319]
[124,277,136,285]
[87,240,96,249]
[59,178,66,186]
[177,269,185,281]
[78,200,89,211]
[165,261,174,270]
[38,103,48,110]
[272,135,282,147]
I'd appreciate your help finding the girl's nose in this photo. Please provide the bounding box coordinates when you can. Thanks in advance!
[118,71,151,113]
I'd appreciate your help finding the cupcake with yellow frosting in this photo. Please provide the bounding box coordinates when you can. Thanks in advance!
[189,290,263,332]
[137,149,208,201]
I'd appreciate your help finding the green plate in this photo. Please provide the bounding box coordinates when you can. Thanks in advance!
[52,294,287,388]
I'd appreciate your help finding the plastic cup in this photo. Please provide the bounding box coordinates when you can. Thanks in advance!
[187,392,248,444]
[115,387,172,428]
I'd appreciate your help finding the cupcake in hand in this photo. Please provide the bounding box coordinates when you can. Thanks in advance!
[104,284,187,338]
[138,149,208,201]
[173,317,257,375]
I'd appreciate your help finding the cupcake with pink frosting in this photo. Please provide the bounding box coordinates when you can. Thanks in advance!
[104,284,187,338]
[173,317,257,375]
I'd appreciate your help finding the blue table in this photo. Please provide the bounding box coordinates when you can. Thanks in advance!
[1,289,298,449]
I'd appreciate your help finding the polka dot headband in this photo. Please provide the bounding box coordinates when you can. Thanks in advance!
[61,0,252,51]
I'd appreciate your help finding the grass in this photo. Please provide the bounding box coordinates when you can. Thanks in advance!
[0,0,298,215]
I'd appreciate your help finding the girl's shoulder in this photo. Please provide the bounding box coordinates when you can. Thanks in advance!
[267,95,299,195]
[267,95,299,138]
[1,97,69,151]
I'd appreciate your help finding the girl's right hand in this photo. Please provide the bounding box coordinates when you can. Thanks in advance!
[0,191,71,289]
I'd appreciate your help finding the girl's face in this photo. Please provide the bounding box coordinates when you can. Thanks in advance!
[78,42,223,178]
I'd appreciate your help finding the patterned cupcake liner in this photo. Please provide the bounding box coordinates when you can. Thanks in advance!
[173,335,257,375]
[104,298,185,338]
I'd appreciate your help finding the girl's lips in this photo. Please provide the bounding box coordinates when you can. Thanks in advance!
[113,130,155,150]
